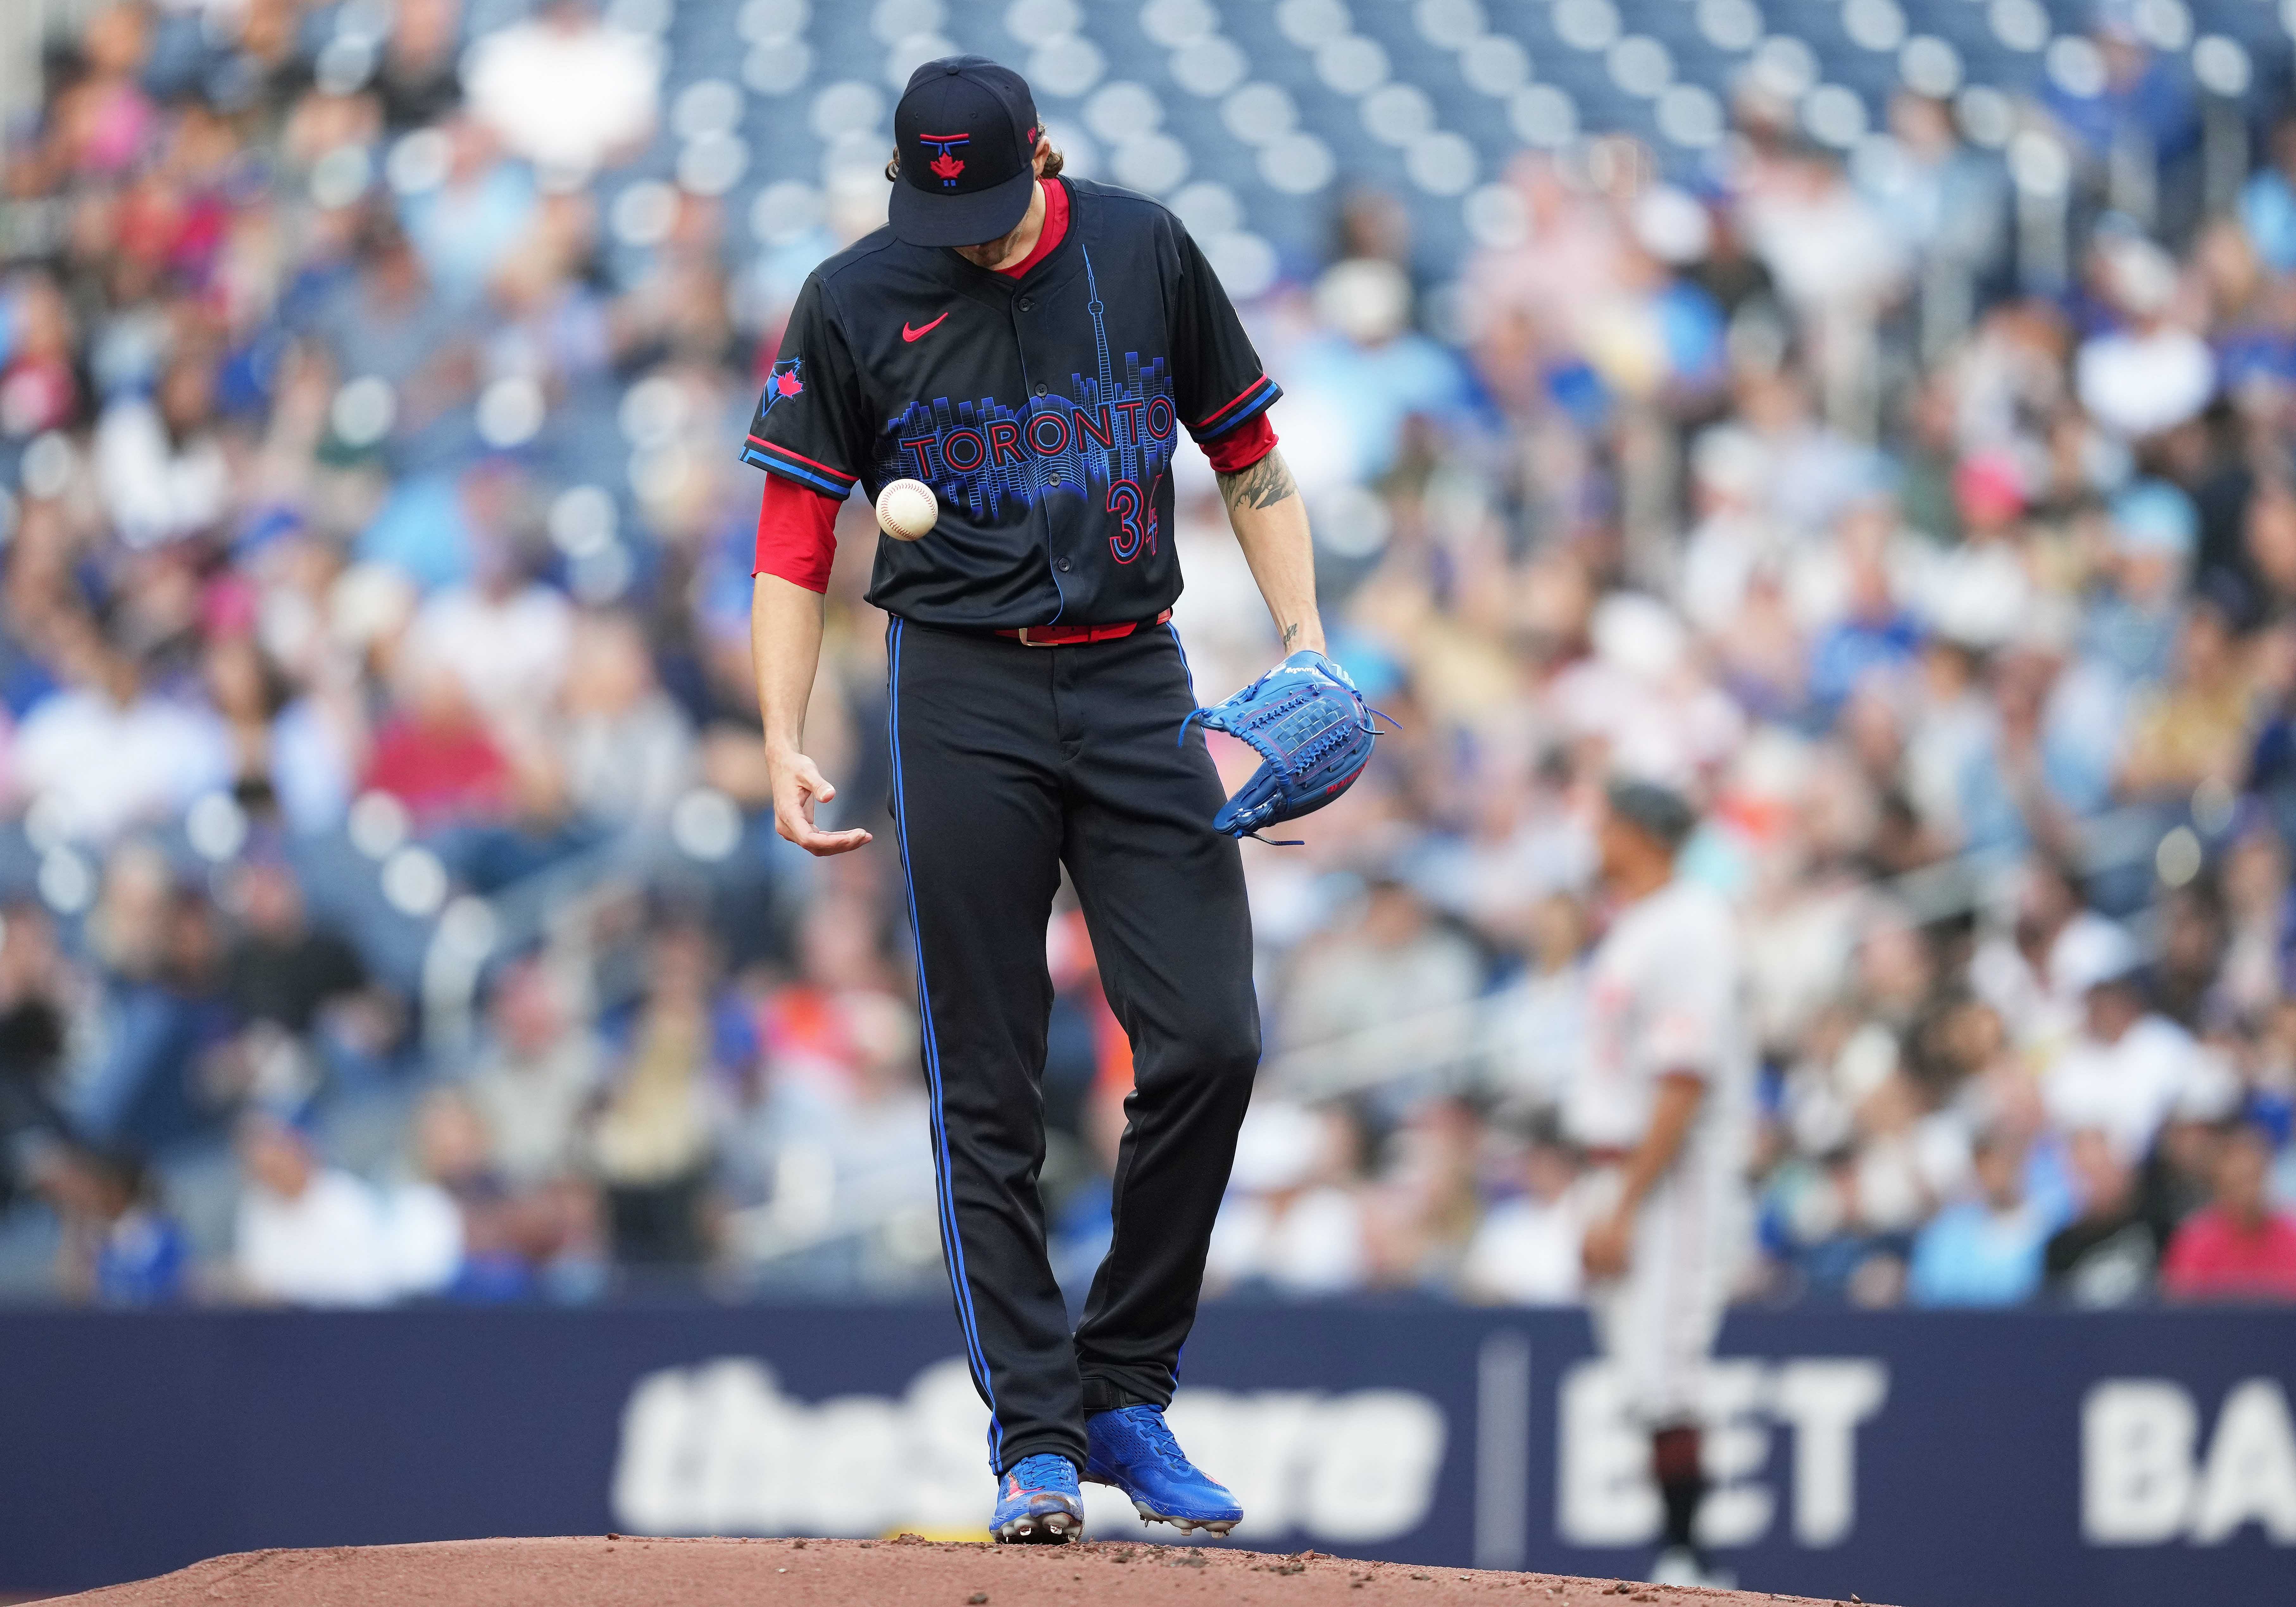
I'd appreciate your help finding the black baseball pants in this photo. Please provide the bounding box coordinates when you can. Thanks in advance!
[884,615,1259,1475]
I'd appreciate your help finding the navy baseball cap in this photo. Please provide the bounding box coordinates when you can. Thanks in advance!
[890,56,1042,248]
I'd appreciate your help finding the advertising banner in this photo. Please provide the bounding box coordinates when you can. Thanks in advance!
[0,1302,2288,1605]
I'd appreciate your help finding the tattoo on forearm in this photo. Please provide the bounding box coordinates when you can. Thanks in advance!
[1217,450,1298,512]
[1282,622,1301,649]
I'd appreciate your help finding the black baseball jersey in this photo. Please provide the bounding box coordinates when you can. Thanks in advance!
[737,177,1280,629]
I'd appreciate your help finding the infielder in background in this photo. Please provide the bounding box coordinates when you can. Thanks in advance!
[742,58,1325,1542]
[1569,781,1753,1587]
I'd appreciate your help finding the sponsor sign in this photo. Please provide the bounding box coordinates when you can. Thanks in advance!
[0,1304,2286,1605]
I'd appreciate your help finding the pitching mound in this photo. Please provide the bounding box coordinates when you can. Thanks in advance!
[48,1536,1891,1607]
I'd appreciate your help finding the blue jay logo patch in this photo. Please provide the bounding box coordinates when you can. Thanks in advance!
[761,357,804,418]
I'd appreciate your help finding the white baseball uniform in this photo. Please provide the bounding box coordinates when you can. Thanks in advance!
[1564,875,1753,1428]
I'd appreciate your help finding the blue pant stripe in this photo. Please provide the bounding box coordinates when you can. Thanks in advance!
[1166,622,1196,699]
[888,618,1004,1467]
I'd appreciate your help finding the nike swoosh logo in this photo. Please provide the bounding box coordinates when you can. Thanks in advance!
[902,312,951,342]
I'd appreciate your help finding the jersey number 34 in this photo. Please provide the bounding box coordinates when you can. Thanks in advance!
[1106,476,1159,564]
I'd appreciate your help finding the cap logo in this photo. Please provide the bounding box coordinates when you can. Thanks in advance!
[918,131,970,187]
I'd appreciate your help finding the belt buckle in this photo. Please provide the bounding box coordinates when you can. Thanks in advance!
[1014,625,1054,647]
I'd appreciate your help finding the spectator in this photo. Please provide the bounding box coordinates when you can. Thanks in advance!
[462,0,658,180]
[1740,147,1907,347]
[2150,877,2231,1031]
[1953,637,2118,857]
[0,903,72,1212]
[1969,859,2134,1052]
[431,747,603,894]
[589,920,741,1268]
[2043,1128,2164,1307]
[1805,525,1922,725]
[402,522,573,743]
[2214,830,2286,1021]
[556,610,695,827]
[1369,1095,1488,1289]
[2242,115,2296,271]
[375,0,466,131]
[2139,1084,2238,1241]
[1678,425,1785,645]
[1206,1101,1370,1295]
[463,956,604,1190]
[1282,258,1477,491]
[44,1147,189,1306]
[2117,599,2252,803]
[91,348,228,549]
[221,856,380,1045]
[2089,482,2200,683]
[1480,892,1590,1120]
[232,1112,394,1307]
[1460,1119,1584,1306]
[380,1089,494,1300]
[398,117,538,311]
[752,891,902,1104]
[1867,91,2007,281]
[312,214,475,455]
[732,990,935,1282]
[1907,1130,2052,1307]
[73,884,240,1150]
[2045,934,2211,1166]
[2043,19,2199,200]
[1276,877,1482,1070]
[11,612,231,844]
[2075,233,2215,442]
[2161,1121,2296,1301]
[1920,453,2032,653]
[202,632,293,809]
[362,661,514,825]
[0,272,84,438]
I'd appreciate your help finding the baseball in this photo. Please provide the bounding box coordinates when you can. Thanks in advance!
[876,477,938,541]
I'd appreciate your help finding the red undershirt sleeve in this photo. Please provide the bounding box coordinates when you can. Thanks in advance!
[752,471,842,593]
[1200,410,1278,475]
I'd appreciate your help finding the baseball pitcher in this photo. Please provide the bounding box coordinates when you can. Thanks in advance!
[741,56,1373,1543]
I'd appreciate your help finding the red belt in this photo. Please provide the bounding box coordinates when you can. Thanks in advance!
[995,608,1171,647]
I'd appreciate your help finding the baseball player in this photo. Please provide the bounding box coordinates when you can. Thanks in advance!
[742,58,1324,1542]
[1567,781,1753,1585]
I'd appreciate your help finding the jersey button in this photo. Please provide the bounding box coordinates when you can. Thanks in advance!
[1034,384,1046,396]
[1018,296,1033,310]
[1056,558,1071,572]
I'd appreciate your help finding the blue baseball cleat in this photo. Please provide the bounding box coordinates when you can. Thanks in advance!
[990,1453,1084,1543]
[1083,1404,1243,1536]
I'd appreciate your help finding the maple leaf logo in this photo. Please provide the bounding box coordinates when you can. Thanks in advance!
[929,150,965,183]
[759,358,804,418]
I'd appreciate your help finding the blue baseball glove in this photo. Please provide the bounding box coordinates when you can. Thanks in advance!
[1180,649,1391,842]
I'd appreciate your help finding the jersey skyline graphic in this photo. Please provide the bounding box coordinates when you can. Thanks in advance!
[874,248,1179,522]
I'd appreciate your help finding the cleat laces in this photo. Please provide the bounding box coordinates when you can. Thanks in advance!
[1012,1453,1073,1490]
[1126,1409,1195,1474]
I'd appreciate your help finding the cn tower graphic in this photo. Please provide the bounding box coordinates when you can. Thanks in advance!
[1085,247,1112,404]
[876,244,1178,519]
[1082,246,1135,486]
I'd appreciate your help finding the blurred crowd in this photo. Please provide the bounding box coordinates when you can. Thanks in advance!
[1,0,2294,1312]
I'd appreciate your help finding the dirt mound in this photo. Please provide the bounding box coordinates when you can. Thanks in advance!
[48,1536,1892,1607]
